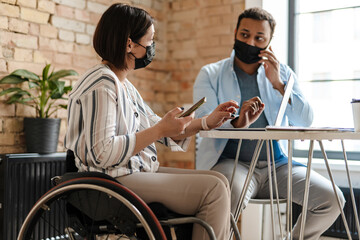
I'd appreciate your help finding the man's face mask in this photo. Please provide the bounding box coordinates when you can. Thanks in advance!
[233,39,265,64]
[130,42,155,70]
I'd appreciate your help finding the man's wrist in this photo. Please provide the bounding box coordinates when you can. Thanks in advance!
[231,117,239,128]
[274,82,285,95]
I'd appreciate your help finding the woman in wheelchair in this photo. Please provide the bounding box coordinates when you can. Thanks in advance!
[58,3,254,240]
[18,3,266,240]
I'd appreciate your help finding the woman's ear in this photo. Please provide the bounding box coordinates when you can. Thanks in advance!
[127,38,133,53]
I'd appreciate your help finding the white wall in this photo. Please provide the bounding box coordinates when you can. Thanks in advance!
[245,0,289,64]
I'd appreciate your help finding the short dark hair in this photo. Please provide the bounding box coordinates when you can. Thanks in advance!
[93,3,154,70]
[236,7,276,38]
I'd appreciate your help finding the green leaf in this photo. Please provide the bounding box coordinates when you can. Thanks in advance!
[5,91,32,104]
[0,75,27,84]
[28,81,39,88]
[50,91,62,99]
[0,87,23,96]
[17,97,34,103]
[56,81,65,93]
[49,70,78,81]
[59,104,68,109]
[11,69,40,81]
[49,81,66,99]
[42,64,51,81]
[63,85,72,93]
[48,80,57,90]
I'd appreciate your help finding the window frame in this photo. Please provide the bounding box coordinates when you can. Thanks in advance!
[288,0,360,160]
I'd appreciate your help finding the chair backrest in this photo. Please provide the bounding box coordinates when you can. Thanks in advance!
[66,149,79,172]
[64,150,119,183]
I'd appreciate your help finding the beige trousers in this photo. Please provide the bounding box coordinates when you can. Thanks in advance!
[116,167,231,240]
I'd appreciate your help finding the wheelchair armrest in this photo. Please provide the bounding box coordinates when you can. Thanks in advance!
[58,171,120,184]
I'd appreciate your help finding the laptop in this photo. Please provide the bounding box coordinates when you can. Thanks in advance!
[216,73,295,131]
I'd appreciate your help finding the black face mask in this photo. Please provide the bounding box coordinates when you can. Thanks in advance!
[233,39,265,64]
[130,42,155,70]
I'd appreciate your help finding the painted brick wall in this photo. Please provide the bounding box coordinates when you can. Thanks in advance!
[0,0,244,169]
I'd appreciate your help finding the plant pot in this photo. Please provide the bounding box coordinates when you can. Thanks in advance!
[24,118,61,154]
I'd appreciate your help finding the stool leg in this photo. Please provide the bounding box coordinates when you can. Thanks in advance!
[261,203,266,240]
[270,140,285,239]
[230,213,241,240]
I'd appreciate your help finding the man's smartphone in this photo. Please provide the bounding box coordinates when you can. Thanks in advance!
[179,97,206,117]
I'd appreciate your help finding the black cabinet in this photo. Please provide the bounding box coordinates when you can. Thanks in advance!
[0,153,66,240]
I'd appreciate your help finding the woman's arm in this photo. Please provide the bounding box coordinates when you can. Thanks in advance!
[171,100,239,141]
[133,107,193,154]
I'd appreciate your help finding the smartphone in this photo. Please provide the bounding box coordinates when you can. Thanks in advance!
[179,97,206,117]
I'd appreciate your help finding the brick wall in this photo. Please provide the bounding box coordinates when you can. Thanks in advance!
[0,0,244,169]
[157,0,244,168]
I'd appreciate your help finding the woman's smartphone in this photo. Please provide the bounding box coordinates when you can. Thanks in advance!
[179,97,206,117]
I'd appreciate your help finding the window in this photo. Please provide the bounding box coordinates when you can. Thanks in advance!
[289,0,360,159]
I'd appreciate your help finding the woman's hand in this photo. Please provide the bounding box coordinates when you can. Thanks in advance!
[155,107,193,138]
[206,100,239,129]
[232,97,265,128]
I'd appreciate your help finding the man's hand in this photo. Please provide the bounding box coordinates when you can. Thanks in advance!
[231,96,265,128]
[258,46,285,95]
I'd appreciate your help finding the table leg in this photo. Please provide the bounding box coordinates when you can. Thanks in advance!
[287,139,293,240]
[318,140,352,240]
[230,139,243,191]
[341,140,360,235]
[229,139,243,240]
[299,140,314,240]
[234,139,264,221]
[230,140,264,240]
[266,140,276,240]
[270,140,285,239]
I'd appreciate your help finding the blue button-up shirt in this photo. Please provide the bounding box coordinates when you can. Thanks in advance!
[193,51,313,170]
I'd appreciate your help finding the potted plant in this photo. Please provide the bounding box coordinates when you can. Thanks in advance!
[0,64,78,153]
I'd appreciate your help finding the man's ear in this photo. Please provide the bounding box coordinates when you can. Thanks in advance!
[127,38,133,53]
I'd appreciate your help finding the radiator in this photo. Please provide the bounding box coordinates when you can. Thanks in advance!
[293,187,360,239]
[0,153,67,240]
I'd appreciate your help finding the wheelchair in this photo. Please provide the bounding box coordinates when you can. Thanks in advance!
[17,150,240,240]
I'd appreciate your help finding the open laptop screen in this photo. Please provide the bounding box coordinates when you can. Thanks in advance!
[273,73,295,126]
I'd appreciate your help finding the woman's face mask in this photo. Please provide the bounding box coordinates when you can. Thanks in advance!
[131,42,155,70]
[233,39,265,64]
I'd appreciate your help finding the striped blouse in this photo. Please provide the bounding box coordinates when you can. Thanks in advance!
[65,64,191,177]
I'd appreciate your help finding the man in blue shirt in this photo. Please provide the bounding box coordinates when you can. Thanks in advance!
[193,7,345,240]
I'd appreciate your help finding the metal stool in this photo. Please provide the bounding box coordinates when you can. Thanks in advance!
[248,198,287,240]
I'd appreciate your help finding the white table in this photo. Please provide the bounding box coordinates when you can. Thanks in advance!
[200,128,360,240]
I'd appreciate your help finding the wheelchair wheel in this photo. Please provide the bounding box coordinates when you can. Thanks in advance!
[17,177,167,240]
